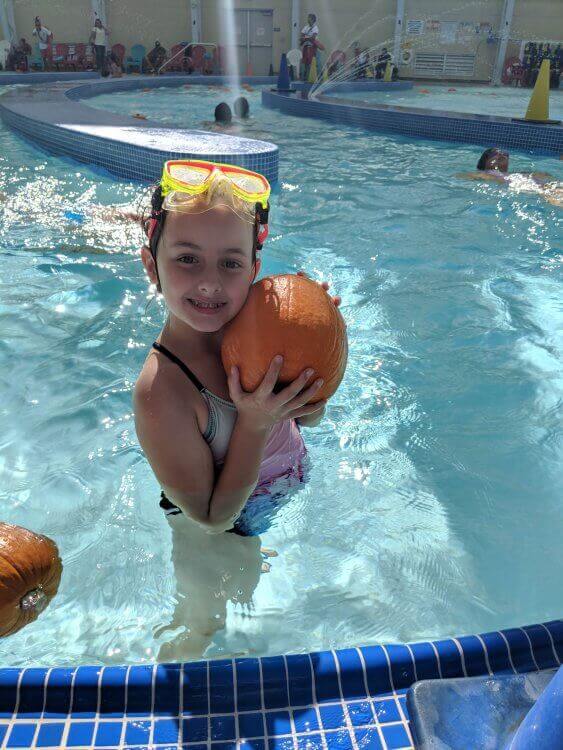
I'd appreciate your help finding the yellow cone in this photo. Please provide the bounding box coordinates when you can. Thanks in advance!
[525,59,551,122]
[308,57,318,83]
[383,61,392,82]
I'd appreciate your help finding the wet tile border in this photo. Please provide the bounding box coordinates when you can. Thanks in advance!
[262,88,563,156]
[0,619,560,750]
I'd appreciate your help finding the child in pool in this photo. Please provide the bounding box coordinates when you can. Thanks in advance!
[457,147,562,207]
[134,160,341,536]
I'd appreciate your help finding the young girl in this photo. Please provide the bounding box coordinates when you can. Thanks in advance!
[134,160,340,659]
[134,160,340,536]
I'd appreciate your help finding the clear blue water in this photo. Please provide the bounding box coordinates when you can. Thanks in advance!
[330,83,563,119]
[0,84,562,667]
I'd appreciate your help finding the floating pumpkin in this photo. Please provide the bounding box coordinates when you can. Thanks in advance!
[221,274,348,404]
[0,523,62,637]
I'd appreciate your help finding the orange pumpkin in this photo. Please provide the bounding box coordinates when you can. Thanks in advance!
[0,523,62,638]
[221,274,348,403]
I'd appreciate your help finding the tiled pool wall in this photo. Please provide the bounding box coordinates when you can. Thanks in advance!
[0,619,560,750]
[262,89,563,156]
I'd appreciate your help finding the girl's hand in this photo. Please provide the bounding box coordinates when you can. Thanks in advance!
[228,355,326,433]
[297,270,341,307]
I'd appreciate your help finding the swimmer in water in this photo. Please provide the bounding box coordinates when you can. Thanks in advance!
[457,148,562,207]
[202,102,240,133]
[233,96,250,120]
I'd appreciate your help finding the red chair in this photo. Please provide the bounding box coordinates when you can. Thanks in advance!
[84,44,95,70]
[165,43,185,72]
[52,43,69,71]
[191,44,213,74]
[213,46,224,74]
[111,44,125,67]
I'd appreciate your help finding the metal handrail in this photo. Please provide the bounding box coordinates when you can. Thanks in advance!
[158,41,217,75]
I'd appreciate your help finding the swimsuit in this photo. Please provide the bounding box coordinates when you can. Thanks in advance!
[151,342,307,535]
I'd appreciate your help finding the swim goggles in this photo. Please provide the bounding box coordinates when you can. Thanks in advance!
[160,159,269,226]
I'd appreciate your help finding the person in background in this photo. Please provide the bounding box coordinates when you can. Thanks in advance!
[6,39,31,72]
[89,18,109,75]
[145,41,167,74]
[300,13,323,79]
[457,148,562,207]
[375,47,391,79]
[355,48,370,79]
[233,96,250,119]
[108,49,123,77]
[32,17,52,71]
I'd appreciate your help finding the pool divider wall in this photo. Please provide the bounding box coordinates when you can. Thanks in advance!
[262,88,563,156]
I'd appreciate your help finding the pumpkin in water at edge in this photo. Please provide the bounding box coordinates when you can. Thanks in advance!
[0,523,63,637]
[221,274,348,404]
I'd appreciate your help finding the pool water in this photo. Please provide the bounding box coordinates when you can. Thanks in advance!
[0,84,562,667]
[331,83,563,120]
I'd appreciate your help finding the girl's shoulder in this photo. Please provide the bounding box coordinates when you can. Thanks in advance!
[134,349,208,435]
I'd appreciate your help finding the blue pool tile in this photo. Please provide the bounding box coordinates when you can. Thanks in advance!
[336,650,367,699]
[211,715,236,741]
[154,718,180,744]
[523,624,559,669]
[240,741,265,750]
[481,631,513,674]
[71,666,102,717]
[6,723,36,748]
[359,647,393,695]
[126,666,153,715]
[297,733,325,750]
[236,659,262,712]
[94,720,123,746]
[385,645,416,690]
[268,737,295,750]
[211,742,237,750]
[433,639,464,679]
[266,710,292,736]
[381,722,411,749]
[542,621,563,664]
[154,664,181,716]
[182,716,208,742]
[310,652,340,703]
[0,726,7,746]
[0,669,19,717]
[319,704,346,729]
[66,721,95,746]
[286,654,314,707]
[409,642,441,681]
[262,657,289,709]
[36,723,65,747]
[347,700,374,726]
[292,707,319,733]
[238,711,265,738]
[373,698,401,724]
[328,729,355,750]
[457,636,490,676]
[182,663,208,715]
[354,728,383,750]
[17,668,49,718]
[181,744,207,750]
[99,666,127,717]
[502,628,538,672]
[209,661,235,714]
[124,719,152,744]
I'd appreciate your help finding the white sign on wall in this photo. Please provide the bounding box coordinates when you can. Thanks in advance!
[440,22,458,44]
[406,20,424,36]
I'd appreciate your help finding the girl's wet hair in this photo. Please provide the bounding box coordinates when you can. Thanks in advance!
[477,147,504,170]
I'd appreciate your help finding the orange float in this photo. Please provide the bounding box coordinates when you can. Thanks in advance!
[0,523,62,637]
[221,274,348,403]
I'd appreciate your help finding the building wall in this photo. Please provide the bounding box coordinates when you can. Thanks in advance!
[5,0,562,79]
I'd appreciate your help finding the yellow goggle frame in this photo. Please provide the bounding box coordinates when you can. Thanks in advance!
[160,159,270,210]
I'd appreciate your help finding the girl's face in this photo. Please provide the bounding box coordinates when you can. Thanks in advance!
[142,206,261,333]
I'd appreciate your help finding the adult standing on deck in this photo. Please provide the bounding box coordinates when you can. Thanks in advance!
[90,18,109,74]
[32,17,52,71]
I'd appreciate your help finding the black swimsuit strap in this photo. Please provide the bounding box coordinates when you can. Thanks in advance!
[152,342,206,393]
